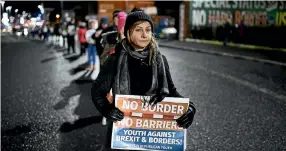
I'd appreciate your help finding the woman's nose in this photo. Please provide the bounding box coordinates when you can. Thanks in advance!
[141,31,147,38]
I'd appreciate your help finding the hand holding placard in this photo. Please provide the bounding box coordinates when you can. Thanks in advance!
[176,105,196,129]
[107,107,124,122]
[149,93,168,107]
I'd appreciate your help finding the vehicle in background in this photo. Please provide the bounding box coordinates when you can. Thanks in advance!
[151,15,177,40]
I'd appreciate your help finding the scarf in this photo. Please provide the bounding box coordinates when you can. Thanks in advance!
[113,39,169,98]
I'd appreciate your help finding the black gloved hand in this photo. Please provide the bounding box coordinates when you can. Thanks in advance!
[106,107,124,122]
[176,104,196,129]
[149,93,168,107]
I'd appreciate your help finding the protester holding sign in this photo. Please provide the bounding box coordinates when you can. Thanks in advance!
[91,11,196,150]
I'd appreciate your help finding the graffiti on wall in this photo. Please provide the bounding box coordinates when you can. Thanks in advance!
[190,1,286,26]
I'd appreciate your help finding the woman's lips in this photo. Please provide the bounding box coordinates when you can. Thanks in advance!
[140,40,149,43]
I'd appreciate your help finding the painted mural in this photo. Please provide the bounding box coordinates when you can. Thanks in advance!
[189,1,286,26]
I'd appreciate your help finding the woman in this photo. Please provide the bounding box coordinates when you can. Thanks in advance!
[85,20,98,70]
[78,22,87,56]
[67,19,76,54]
[60,23,68,48]
[91,11,196,150]
[54,23,61,46]
[96,17,109,36]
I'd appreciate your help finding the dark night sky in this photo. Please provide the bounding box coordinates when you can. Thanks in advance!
[3,1,85,15]
[3,1,182,22]
[5,1,46,14]
[3,1,183,15]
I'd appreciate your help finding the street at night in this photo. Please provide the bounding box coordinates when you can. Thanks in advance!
[2,34,286,151]
[2,0,286,151]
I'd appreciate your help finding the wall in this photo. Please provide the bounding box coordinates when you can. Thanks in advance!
[189,1,286,27]
[97,1,124,24]
[97,1,154,24]
[187,1,286,48]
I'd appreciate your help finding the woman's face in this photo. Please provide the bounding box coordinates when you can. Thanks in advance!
[130,21,152,49]
[101,23,108,29]
[113,17,118,26]
[89,22,95,29]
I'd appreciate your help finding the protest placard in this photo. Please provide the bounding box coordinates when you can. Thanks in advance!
[111,95,189,151]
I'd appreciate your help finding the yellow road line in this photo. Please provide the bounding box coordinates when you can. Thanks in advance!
[186,38,286,52]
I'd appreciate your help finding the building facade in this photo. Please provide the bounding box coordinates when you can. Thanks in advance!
[184,0,286,48]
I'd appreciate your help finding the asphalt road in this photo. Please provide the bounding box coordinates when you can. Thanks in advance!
[1,34,286,151]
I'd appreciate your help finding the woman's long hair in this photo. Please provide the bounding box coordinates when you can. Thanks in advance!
[126,21,158,65]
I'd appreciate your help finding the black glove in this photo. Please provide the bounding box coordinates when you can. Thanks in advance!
[149,93,168,107]
[106,107,124,122]
[176,104,196,129]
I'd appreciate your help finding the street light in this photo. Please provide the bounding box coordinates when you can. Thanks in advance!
[6,6,12,18]
[0,1,5,11]
[6,6,12,11]
[15,9,18,13]
[38,5,44,14]
[56,14,60,19]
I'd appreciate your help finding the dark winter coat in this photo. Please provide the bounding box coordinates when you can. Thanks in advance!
[91,39,193,150]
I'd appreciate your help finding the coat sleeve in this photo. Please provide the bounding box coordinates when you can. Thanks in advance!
[162,55,196,110]
[162,55,183,97]
[91,55,117,117]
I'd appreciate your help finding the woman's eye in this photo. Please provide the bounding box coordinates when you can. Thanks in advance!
[146,29,151,32]
[135,29,142,32]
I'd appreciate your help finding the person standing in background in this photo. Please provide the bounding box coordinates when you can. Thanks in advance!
[96,10,121,57]
[48,24,54,45]
[60,22,68,48]
[78,22,87,56]
[223,20,231,46]
[41,24,49,41]
[54,23,61,46]
[67,19,77,54]
[96,17,109,36]
[85,20,98,70]
[95,17,109,55]
[238,20,245,44]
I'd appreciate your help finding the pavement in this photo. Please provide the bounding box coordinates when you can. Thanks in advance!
[1,33,286,151]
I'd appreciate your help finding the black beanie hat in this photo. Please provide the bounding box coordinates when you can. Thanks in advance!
[131,7,144,13]
[113,9,121,18]
[124,11,154,37]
